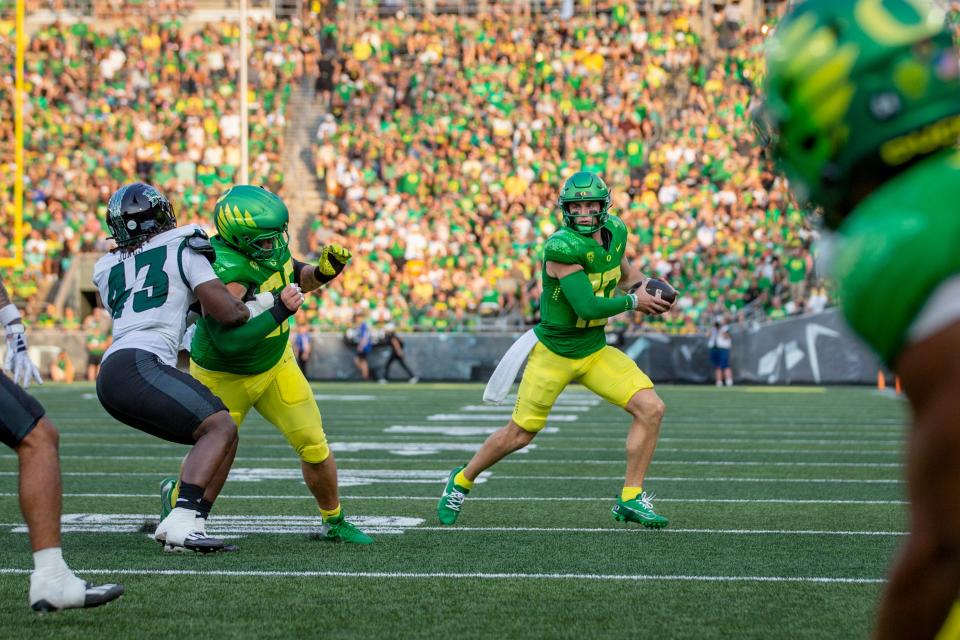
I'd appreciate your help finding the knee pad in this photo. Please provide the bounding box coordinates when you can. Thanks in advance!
[298,440,330,464]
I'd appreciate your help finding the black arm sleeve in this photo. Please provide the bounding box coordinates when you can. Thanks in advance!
[292,258,311,288]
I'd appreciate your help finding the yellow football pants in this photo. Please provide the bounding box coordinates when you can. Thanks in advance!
[190,344,329,463]
[512,343,653,432]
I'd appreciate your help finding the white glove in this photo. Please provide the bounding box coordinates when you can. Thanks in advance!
[180,323,197,353]
[5,323,43,389]
[245,292,276,319]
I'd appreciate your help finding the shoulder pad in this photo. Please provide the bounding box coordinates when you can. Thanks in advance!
[185,232,216,264]
[607,214,626,234]
[607,215,628,246]
[210,236,261,284]
[543,231,583,265]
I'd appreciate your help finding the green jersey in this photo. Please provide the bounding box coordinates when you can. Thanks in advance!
[535,215,629,359]
[833,150,960,364]
[190,236,295,374]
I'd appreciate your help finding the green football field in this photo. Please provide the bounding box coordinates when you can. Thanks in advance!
[0,383,908,639]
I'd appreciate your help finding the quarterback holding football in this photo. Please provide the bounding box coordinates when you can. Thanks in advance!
[438,171,675,528]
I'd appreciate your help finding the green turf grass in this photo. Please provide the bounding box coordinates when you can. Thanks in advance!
[0,383,907,638]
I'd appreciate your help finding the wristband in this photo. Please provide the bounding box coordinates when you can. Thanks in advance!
[313,265,332,285]
[269,295,296,324]
[627,293,638,311]
[0,303,20,326]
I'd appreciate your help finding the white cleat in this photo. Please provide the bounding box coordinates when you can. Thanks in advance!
[156,507,226,553]
[193,516,239,553]
[30,570,123,612]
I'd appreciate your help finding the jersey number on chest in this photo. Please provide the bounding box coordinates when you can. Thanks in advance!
[576,265,621,328]
[106,247,169,319]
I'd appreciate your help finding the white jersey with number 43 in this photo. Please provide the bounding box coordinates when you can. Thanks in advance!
[93,225,218,367]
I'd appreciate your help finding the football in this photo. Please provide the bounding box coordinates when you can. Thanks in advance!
[642,278,677,304]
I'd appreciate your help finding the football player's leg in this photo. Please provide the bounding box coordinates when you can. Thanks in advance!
[579,347,667,527]
[256,351,373,544]
[874,320,960,638]
[438,344,575,525]
[98,350,235,552]
[188,361,258,507]
[16,419,61,551]
[0,376,57,551]
[2,376,123,610]
[466,343,573,479]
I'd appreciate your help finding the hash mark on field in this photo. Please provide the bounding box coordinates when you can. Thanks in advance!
[327,442,535,456]
[385,426,558,437]
[0,568,886,584]
[460,405,591,413]
[428,414,579,422]
[313,394,377,401]
[226,468,491,486]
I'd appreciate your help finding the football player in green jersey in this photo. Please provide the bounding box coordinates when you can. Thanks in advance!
[762,1,960,636]
[438,171,675,528]
[165,185,373,544]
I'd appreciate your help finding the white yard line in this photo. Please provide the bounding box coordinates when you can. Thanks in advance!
[0,567,886,584]
[0,471,902,483]
[0,492,907,505]
[405,526,905,536]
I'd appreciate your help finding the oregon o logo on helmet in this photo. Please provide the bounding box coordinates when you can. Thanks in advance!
[855,0,943,47]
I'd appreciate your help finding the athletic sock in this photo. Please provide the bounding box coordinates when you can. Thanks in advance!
[454,469,474,491]
[33,547,70,577]
[175,483,204,512]
[621,486,643,502]
[197,498,214,520]
[319,504,342,521]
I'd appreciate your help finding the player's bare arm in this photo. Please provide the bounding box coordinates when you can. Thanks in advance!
[194,280,249,327]
[293,243,352,293]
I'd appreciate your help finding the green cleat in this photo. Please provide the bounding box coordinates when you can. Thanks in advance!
[437,465,470,525]
[612,492,669,529]
[159,476,177,522]
[319,515,375,545]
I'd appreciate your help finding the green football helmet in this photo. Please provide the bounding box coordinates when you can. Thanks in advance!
[214,185,291,271]
[762,0,960,227]
[558,171,611,235]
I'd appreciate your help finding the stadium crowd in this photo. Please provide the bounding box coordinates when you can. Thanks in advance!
[0,13,313,308]
[2,1,832,334]
[306,2,827,332]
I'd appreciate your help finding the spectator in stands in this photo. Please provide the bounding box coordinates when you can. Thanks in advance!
[49,349,75,384]
[3,4,849,334]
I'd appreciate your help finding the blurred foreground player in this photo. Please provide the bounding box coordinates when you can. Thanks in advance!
[0,278,122,611]
[762,1,960,636]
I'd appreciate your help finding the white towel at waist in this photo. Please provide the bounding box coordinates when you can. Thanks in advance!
[482,329,539,404]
